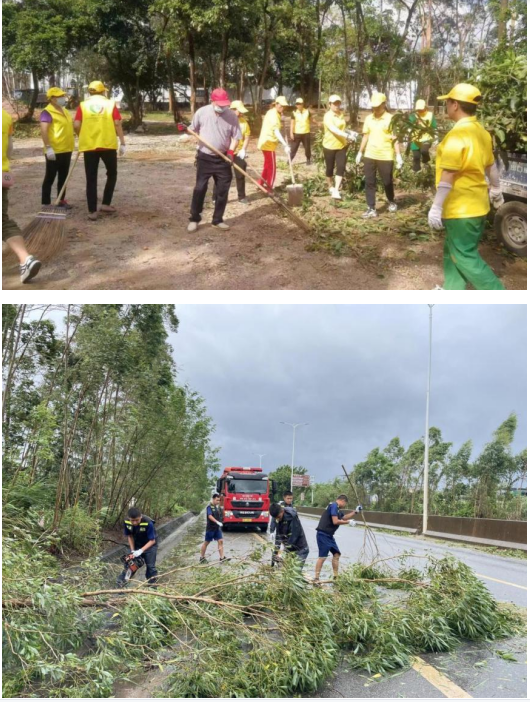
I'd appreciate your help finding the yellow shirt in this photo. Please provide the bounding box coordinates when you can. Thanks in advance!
[417,111,433,143]
[292,108,310,134]
[435,116,494,219]
[363,111,395,160]
[78,95,118,152]
[258,107,282,151]
[42,103,75,154]
[2,109,13,172]
[322,110,347,150]
[237,117,251,152]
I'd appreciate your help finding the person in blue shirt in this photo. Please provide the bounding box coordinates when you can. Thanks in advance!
[200,494,228,563]
[120,506,158,585]
[314,494,361,584]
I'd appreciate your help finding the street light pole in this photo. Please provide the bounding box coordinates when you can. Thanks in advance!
[257,454,266,469]
[280,422,308,491]
[423,305,434,535]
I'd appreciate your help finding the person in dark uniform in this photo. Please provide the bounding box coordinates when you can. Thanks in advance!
[270,502,309,565]
[270,490,294,538]
[200,494,228,563]
[120,506,158,584]
[314,495,361,583]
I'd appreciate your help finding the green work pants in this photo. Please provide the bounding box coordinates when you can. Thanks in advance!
[2,186,22,241]
[443,216,505,290]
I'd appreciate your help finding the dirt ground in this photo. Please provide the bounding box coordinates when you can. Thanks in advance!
[2,124,526,290]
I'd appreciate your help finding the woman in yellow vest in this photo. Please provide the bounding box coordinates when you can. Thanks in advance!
[40,87,75,208]
[409,99,437,172]
[257,96,290,192]
[322,95,357,200]
[3,109,42,283]
[356,92,403,217]
[74,80,126,221]
[290,98,312,165]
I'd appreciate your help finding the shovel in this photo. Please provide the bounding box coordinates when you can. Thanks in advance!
[180,125,311,233]
[286,149,304,207]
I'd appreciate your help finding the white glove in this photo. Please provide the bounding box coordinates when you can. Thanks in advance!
[46,146,56,161]
[283,143,291,155]
[355,151,363,165]
[395,154,404,170]
[346,130,358,142]
[356,505,363,512]
[237,148,246,160]
[119,144,126,156]
[216,520,223,528]
[428,204,444,230]
[349,520,357,526]
[132,549,143,558]
[489,186,504,209]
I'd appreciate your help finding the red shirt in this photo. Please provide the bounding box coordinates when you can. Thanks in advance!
[75,104,122,151]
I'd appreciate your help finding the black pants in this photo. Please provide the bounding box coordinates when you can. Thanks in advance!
[412,142,432,172]
[213,155,246,201]
[42,151,72,205]
[290,133,311,161]
[83,150,118,213]
[323,147,347,177]
[363,157,394,208]
[190,152,232,225]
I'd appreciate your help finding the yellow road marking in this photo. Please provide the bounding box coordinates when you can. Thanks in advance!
[476,574,527,590]
[253,533,268,545]
[412,656,472,698]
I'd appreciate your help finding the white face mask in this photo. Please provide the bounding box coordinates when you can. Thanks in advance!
[213,105,225,114]
[56,97,66,107]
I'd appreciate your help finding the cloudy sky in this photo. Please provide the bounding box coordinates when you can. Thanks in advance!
[169,305,527,482]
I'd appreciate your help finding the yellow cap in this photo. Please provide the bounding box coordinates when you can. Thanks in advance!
[437,83,482,104]
[47,87,66,99]
[328,94,342,104]
[415,99,426,110]
[88,80,107,94]
[370,92,387,107]
[295,98,304,104]
[275,96,289,106]
[230,100,248,113]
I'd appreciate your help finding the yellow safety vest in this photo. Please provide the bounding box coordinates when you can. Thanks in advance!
[292,109,310,134]
[78,95,118,152]
[417,111,433,143]
[2,109,12,172]
[258,107,282,151]
[236,117,251,152]
[42,103,75,154]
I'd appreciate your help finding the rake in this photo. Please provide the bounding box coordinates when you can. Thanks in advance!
[20,150,81,260]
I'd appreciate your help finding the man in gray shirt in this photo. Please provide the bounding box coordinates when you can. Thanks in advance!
[187,88,242,232]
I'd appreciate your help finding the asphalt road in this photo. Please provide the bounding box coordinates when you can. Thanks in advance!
[297,514,527,607]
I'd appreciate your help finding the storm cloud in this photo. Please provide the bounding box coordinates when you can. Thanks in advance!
[169,304,527,483]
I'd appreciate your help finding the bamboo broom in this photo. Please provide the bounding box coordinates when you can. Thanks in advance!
[20,150,81,260]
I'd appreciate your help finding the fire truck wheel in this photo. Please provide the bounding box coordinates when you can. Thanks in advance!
[259,525,268,532]
[494,200,527,257]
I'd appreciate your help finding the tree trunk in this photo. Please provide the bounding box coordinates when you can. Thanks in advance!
[219,31,229,88]
[21,69,39,122]
[498,0,508,42]
[188,31,197,116]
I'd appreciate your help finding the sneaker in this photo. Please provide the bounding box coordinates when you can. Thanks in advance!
[432,284,444,290]
[306,160,312,166]
[99,204,117,213]
[330,187,342,200]
[238,198,249,205]
[362,208,377,219]
[388,202,398,213]
[20,255,41,284]
[199,557,207,564]
[187,221,198,233]
[58,200,73,209]
[212,222,230,231]
[219,556,230,562]
[88,212,98,221]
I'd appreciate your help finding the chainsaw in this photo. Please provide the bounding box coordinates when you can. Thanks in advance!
[118,552,145,584]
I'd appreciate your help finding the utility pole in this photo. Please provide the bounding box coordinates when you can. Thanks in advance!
[257,454,266,469]
[310,475,316,504]
[280,422,308,491]
[423,305,434,535]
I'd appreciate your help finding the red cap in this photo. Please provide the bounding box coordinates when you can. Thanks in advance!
[210,88,231,106]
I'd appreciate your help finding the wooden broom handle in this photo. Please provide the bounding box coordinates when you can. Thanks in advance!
[53,151,81,206]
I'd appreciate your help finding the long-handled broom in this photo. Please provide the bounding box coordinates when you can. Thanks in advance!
[20,150,81,260]
[180,125,312,233]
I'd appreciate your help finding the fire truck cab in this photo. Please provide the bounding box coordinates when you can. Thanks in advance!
[216,467,276,532]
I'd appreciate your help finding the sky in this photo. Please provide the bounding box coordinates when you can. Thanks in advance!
[168,304,527,483]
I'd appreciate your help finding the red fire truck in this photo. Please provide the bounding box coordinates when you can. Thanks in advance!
[216,467,276,531]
